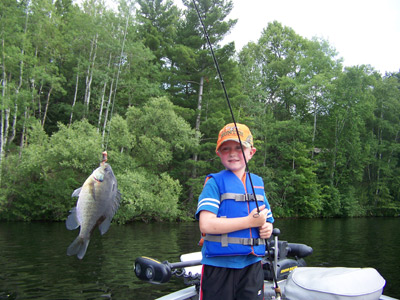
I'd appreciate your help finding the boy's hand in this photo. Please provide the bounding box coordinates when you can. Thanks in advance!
[248,204,269,227]
[259,222,273,239]
[199,205,272,235]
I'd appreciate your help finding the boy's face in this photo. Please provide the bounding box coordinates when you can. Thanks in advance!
[217,140,256,174]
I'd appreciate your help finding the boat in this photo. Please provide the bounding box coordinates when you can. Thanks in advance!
[134,229,397,300]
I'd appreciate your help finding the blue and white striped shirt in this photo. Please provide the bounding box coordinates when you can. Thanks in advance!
[195,177,274,222]
[195,176,274,268]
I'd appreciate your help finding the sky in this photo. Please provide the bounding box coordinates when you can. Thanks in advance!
[175,0,400,74]
[98,0,400,74]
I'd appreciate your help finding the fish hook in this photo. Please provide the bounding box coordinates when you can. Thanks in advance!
[102,151,108,165]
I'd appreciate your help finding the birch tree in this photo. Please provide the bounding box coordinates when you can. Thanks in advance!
[0,0,28,181]
[369,74,400,213]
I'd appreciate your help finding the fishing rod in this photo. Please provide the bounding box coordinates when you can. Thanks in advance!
[192,1,281,297]
[191,0,260,214]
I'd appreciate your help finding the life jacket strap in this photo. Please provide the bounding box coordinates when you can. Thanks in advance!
[204,234,265,247]
[221,193,264,202]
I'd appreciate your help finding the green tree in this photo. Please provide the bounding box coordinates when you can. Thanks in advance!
[115,96,197,221]
[1,119,103,221]
[1,121,49,220]
[125,96,196,171]
[261,119,321,217]
[170,0,240,206]
[250,21,307,120]
[2,2,399,221]
[114,170,182,222]
[318,66,376,216]
[366,73,400,215]
[135,0,180,64]
[0,0,31,182]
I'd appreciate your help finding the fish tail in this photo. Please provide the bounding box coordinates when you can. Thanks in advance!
[67,236,90,260]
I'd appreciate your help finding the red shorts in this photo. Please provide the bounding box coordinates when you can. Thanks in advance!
[199,262,264,300]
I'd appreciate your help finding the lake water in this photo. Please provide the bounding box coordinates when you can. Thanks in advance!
[1,218,399,299]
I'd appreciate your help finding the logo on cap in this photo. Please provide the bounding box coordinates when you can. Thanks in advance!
[216,123,253,152]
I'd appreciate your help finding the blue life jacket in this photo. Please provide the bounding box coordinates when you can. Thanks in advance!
[203,170,266,257]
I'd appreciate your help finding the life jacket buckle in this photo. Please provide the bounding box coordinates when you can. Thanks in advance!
[245,193,255,201]
[250,238,264,246]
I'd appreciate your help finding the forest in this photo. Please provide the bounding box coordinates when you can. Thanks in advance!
[1,0,399,222]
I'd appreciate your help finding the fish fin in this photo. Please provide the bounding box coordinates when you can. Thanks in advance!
[67,236,90,260]
[66,207,80,230]
[113,189,122,211]
[104,190,121,222]
[71,187,82,198]
[116,189,122,203]
[99,190,121,235]
[99,217,111,235]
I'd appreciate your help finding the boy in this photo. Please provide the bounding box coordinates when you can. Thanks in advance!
[195,123,274,300]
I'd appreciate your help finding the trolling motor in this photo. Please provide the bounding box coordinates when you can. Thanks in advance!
[134,256,202,284]
[263,228,313,281]
[134,229,313,285]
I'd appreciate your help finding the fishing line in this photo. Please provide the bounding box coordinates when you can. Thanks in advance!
[191,0,260,214]
[192,1,281,297]
[103,82,117,152]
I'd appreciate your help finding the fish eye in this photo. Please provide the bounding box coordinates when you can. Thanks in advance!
[94,170,104,182]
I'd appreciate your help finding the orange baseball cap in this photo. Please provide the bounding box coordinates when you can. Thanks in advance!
[216,123,253,152]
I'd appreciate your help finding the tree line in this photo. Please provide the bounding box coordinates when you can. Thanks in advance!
[1,0,399,222]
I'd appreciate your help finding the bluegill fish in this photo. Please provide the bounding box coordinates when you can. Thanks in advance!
[66,152,121,259]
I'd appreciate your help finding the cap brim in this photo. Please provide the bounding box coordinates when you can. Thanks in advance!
[216,138,251,151]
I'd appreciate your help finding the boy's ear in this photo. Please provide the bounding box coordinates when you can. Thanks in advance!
[250,147,257,156]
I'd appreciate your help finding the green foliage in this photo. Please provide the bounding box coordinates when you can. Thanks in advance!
[0,120,102,221]
[1,0,399,223]
[47,120,104,172]
[106,114,134,154]
[114,170,182,223]
[320,185,341,217]
[126,96,197,172]
[261,119,322,217]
